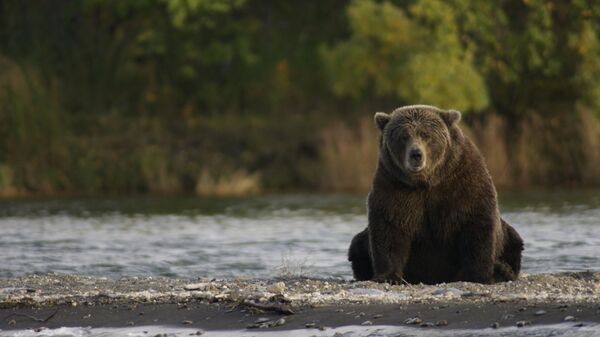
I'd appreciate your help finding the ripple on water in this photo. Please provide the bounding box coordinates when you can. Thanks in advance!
[0,192,598,279]
[3,324,600,337]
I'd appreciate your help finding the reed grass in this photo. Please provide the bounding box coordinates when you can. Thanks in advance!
[319,109,600,192]
[195,169,261,197]
[1,52,598,196]
[320,118,378,192]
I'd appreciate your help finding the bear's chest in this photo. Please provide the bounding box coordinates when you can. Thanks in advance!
[389,191,463,243]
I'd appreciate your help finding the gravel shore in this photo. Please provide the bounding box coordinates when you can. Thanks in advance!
[1,272,599,307]
[1,272,599,332]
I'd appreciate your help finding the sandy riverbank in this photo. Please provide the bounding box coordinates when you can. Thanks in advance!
[1,272,599,332]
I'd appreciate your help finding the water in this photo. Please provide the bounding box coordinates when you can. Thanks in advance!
[2,324,600,337]
[0,190,599,279]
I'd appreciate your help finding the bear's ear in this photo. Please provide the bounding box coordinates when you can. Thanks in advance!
[440,109,461,127]
[374,112,390,131]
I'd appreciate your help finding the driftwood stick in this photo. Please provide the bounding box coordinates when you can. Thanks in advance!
[243,300,295,315]
[4,309,58,323]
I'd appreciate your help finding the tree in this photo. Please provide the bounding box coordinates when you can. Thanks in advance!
[321,0,488,113]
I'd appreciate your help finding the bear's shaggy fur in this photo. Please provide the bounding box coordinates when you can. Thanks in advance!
[348,105,523,284]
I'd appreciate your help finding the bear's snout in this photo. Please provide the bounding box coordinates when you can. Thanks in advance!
[405,144,426,172]
[410,148,422,162]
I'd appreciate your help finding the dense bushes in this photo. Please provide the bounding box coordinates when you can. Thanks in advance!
[0,0,599,196]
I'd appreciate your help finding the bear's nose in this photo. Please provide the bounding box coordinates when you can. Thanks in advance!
[409,148,423,163]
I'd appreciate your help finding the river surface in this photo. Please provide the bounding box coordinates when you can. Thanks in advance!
[4,324,600,337]
[0,190,599,279]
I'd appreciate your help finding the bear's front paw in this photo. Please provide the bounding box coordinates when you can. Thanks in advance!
[372,272,407,285]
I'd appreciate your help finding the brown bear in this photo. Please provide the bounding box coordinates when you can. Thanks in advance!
[348,105,523,284]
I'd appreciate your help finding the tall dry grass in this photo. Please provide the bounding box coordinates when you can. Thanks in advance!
[510,106,600,187]
[320,118,379,192]
[465,114,512,188]
[319,108,600,192]
[195,169,261,197]
[579,106,600,185]
[0,56,69,196]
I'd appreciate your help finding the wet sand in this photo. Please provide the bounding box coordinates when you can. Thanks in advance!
[1,301,599,332]
[1,272,599,332]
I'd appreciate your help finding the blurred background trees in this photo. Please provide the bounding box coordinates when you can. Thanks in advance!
[0,0,599,197]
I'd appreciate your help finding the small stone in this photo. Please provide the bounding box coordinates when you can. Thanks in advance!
[573,323,586,327]
[564,315,577,322]
[420,322,435,327]
[274,318,286,326]
[435,320,448,326]
[405,317,423,325]
[184,283,208,291]
[502,314,514,320]
[516,320,531,327]
[317,325,328,331]
[432,288,465,298]
[182,320,193,325]
[373,314,383,319]
[34,327,47,332]
[305,322,316,328]
[255,317,270,323]
[127,321,135,326]
[361,320,373,326]
[267,282,286,294]
[534,310,546,316]
[490,322,500,329]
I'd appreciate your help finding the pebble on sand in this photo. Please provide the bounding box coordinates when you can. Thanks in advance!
[184,283,208,291]
[435,319,448,326]
[255,317,270,323]
[405,317,423,325]
[247,317,286,329]
[267,282,286,294]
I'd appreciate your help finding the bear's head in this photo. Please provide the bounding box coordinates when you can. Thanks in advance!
[374,105,463,186]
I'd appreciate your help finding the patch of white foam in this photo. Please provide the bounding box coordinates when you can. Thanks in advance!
[2,324,599,337]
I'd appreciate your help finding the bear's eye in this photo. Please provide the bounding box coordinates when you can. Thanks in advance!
[420,133,430,140]
[400,133,410,141]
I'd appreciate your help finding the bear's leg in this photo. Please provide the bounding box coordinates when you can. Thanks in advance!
[493,261,517,281]
[495,219,524,281]
[458,218,497,284]
[348,228,374,281]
